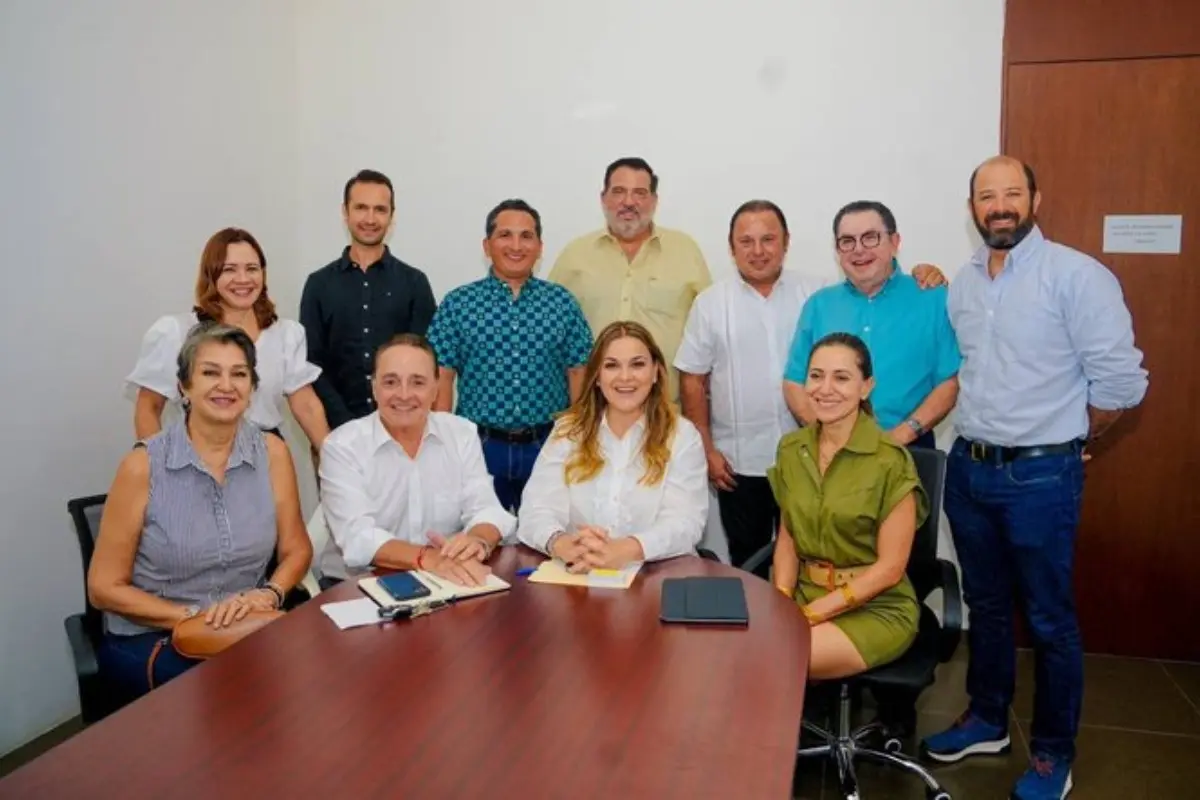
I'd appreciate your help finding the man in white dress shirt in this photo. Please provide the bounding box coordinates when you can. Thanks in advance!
[676,201,826,574]
[318,334,516,586]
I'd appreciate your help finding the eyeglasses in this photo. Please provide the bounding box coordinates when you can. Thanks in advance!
[835,230,891,253]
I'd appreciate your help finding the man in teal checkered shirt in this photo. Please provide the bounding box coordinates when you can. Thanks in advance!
[428,199,593,512]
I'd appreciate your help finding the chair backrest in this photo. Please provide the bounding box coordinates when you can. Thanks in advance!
[906,448,947,599]
[67,494,108,619]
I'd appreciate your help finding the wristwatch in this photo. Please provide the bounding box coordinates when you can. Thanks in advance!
[904,418,924,436]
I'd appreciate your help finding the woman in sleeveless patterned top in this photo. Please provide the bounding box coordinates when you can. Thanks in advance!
[90,323,312,701]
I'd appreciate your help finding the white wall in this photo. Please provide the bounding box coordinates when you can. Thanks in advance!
[0,0,299,756]
[0,0,1002,755]
[295,0,1003,565]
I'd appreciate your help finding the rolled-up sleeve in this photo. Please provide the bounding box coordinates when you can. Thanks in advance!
[631,422,709,561]
[126,314,186,399]
[457,426,517,542]
[516,432,572,553]
[1065,262,1149,410]
[318,435,395,569]
[279,320,322,394]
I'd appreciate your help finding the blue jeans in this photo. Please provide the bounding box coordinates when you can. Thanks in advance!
[944,437,1085,761]
[97,631,201,702]
[479,432,548,513]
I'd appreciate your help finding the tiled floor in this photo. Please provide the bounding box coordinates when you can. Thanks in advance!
[794,650,1200,799]
[3,652,1199,798]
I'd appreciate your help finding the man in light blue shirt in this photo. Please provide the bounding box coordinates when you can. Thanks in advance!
[783,201,961,449]
[920,156,1148,800]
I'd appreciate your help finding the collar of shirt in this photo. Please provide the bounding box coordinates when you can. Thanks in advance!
[368,411,444,455]
[968,224,1046,276]
[337,245,394,272]
[797,412,882,459]
[483,269,539,299]
[165,419,262,473]
[600,412,648,446]
[842,261,904,299]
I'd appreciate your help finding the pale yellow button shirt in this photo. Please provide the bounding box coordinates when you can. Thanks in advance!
[547,226,712,401]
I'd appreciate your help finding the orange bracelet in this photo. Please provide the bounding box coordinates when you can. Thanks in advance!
[416,546,430,570]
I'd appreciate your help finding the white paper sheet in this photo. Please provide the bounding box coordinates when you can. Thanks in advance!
[319,598,383,630]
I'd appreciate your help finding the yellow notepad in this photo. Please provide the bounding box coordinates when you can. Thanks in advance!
[526,559,643,589]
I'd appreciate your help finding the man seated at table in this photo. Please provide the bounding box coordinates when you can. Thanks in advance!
[517,321,708,571]
[318,334,516,587]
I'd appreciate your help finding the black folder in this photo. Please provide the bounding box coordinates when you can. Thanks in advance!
[660,577,750,626]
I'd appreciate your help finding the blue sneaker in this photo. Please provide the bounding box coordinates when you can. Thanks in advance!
[1011,754,1074,799]
[920,712,1011,763]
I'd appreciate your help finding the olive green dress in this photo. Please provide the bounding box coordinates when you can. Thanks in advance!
[766,413,929,668]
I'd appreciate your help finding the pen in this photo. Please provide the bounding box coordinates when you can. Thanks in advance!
[515,566,538,577]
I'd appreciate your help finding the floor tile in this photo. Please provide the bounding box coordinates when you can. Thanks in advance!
[916,657,969,716]
[1012,652,1200,735]
[1161,660,1200,715]
[1068,724,1200,798]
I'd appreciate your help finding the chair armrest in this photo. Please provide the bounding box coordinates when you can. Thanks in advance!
[64,614,100,678]
[696,547,720,562]
[933,558,963,663]
[740,540,774,575]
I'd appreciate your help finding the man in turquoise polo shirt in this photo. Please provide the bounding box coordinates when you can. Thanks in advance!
[783,200,961,449]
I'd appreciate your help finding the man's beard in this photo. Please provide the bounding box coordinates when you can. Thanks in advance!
[605,208,651,240]
[974,210,1035,250]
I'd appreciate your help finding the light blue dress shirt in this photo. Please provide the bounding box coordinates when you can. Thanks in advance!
[783,267,962,430]
[948,226,1148,446]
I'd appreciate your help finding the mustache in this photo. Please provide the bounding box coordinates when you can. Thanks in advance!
[985,211,1020,224]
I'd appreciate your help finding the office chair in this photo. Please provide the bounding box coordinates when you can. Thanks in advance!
[743,447,961,800]
[65,494,125,724]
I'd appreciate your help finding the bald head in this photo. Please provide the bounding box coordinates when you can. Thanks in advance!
[968,155,1041,251]
[970,156,1037,199]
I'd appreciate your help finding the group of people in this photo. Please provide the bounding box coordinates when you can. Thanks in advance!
[85,154,1147,800]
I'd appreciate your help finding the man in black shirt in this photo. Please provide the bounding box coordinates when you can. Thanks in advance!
[300,169,437,430]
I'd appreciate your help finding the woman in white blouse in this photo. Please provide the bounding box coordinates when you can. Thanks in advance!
[518,320,708,571]
[127,227,330,447]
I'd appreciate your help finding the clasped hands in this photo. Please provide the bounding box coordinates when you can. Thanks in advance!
[549,525,643,574]
[198,587,280,628]
[421,531,494,588]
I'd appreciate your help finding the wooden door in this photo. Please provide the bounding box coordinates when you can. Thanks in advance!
[1003,52,1200,659]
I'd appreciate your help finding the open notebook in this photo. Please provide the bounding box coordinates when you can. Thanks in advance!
[526,559,643,589]
[359,569,511,610]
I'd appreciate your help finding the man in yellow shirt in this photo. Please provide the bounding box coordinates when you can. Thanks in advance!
[547,157,711,402]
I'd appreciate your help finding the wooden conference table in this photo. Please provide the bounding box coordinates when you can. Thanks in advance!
[1,548,811,799]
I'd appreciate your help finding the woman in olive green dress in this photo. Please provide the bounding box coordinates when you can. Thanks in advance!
[767,332,929,679]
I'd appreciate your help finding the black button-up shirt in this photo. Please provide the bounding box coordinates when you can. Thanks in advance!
[300,246,437,429]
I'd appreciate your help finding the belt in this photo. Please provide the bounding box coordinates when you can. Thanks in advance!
[961,437,1082,464]
[477,422,554,444]
[802,559,868,591]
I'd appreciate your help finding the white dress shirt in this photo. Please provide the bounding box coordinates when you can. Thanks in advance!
[318,411,516,579]
[126,312,321,431]
[517,414,709,562]
[674,270,829,476]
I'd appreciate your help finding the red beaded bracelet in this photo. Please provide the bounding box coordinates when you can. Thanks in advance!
[416,546,430,570]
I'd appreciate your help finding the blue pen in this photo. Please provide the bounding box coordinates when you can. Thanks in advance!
[516,566,537,577]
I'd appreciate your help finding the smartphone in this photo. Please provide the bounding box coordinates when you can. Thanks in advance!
[376,571,432,603]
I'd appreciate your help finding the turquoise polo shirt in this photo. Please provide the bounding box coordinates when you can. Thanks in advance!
[783,267,961,430]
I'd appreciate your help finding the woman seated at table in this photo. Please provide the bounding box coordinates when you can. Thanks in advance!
[89,322,313,699]
[318,334,516,588]
[127,227,330,448]
[768,332,928,680]
[518,321,708,572]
